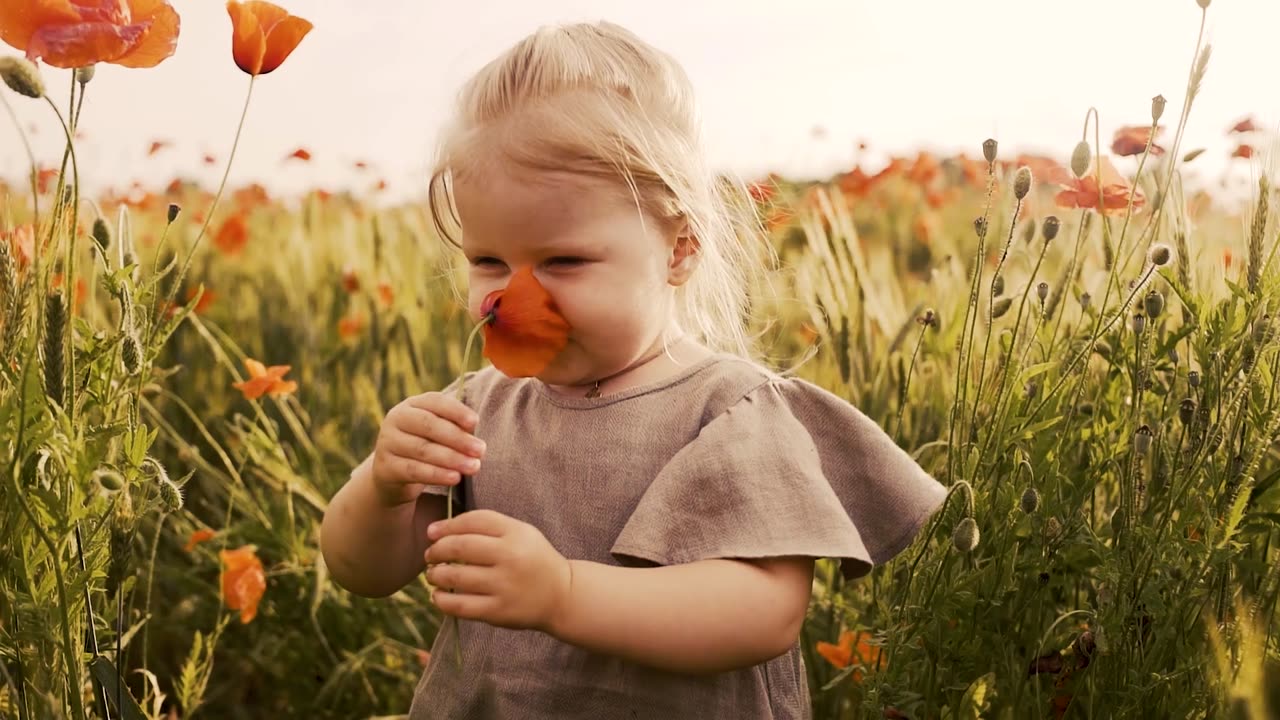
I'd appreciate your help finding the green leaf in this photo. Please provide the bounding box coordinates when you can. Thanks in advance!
[89,656,149,720]
[1217,480,1254,550]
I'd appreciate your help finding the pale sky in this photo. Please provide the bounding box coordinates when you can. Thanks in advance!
[1,0,1276,203]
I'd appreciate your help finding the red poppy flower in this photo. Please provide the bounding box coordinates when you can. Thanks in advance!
[226,1,312,76]
[1230,116,1257,134]
[1111,125,1164,157]
[147,139,170,157]
[1232,144,1255,159]
[213,213,249,255]
[479,266,571,377]
[0,0,180,69]
[184,528,216,551]
[285,147,311,162]
[220,545,265,624]
[1053,156,1144,215]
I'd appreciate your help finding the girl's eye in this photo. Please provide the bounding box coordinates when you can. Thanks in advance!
[471,257,504,267]
[547,257,585,267]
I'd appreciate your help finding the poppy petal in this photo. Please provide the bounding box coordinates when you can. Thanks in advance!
[113,0,179,68]
[26,21,142,68]
[259,15,311,74]
[0,0,79,53]
[226,1,265,75]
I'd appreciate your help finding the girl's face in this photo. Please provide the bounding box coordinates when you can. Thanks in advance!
[453,166,696,388]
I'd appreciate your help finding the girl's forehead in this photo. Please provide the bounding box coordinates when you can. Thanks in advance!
[455,166,644,245]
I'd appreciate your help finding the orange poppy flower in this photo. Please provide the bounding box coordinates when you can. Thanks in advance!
[232,358,297,399]
[184,528,217,551]
[1232,144,1255,159]
[479,266,572,378]
[337,313,365,340]
[286,147,311,162]
[0,0,180,69]
[220,545,265,624]
[36,167,59,194]
[226,1,312,76]
[3,224,35,269]
[340,268,360,293]
[376,282,395,308]
[1053,156,1144,215]
[213,213,249,255]
[815,630,881,681]
[1111,125,1164,157]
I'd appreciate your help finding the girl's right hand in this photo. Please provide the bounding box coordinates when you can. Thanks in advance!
[371,392,486,507]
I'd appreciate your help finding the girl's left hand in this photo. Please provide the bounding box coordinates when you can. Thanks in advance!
[424,509,571,631]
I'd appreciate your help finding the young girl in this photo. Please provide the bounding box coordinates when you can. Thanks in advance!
[320,21,947,719]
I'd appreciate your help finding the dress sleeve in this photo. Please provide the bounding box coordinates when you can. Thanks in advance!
[610,377,948,579]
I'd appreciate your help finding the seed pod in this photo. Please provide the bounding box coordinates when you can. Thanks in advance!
[1044,516,1062,540]
[1020,487,1041,514]
[1025,381,1039,400]
[1169,347,1179,364]
[1014,166,1033,200]
[167,204,181,224]
[992,274,1005,296]
[1071,141,1092,178]
[1143,290,1164,318]
[75,64,96,86]
[974,216,988,238]
[1042,215,1060,242]
[1080,292,1092,310]
[1197,0,1210,8]
[1132,314,1146,334]
[1110,507,1126,534]
[991,296,1013,319]
[983,138,998,164]
[1188,370,1201,388]
[1134,424,1153,455]
[1180,398,1196,425]
[1151,95,1167,123]
[1078,401,1095,416]
[1037,282,1049,302]
[952,517,980,553]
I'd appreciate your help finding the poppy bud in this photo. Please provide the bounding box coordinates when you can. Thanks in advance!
[1014,166,1033,200]
[0,57,45,99]
[1144,290,1164,318]
[94,468,125,492]
[983,138,998,164]
[76,65,95,86]
[1196,0,1210,8]
[1169,348,1179,364]
[1110,507,1126,534]
[952,517,980,553]
[1042,215,1060,242]
[122,331,142,375]
[1071,141,1092,178]
[1151,95,1167,123]
[974,217,988,238]
[1180,398,1196,425]
[991,296,1013,319]
[44,291,65,406]
[92,218,111,251]
[1080,292,1092,309]
[1188,370,1201,387]
[1132,314,1146,334]
[1134,424,1153,455]
[1037,282,1049,302]
[1021,487,1041,514]
[1149,244,1172,266]
[1183,148,1205,163]
[168,204,181,224]
[1025,381,1039,400]
[993,274,1005,296]
[158,476,184,512]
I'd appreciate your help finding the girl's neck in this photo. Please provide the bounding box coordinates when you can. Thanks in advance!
[552,335,711,399]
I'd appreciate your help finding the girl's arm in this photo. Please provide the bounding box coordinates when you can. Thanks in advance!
[321,454,449,598]
[551,556,815,674]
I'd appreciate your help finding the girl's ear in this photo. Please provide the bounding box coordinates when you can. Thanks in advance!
[667,223,700,287]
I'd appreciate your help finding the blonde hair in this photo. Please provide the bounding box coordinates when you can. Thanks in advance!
[427,21,773,359]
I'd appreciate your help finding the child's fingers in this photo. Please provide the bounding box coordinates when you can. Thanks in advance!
[426,563,498,595]
[386,429,480,475]
[428,509,512,541]
[432,589,499,621]
[424,533,503,566]
[407,393,479,433]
